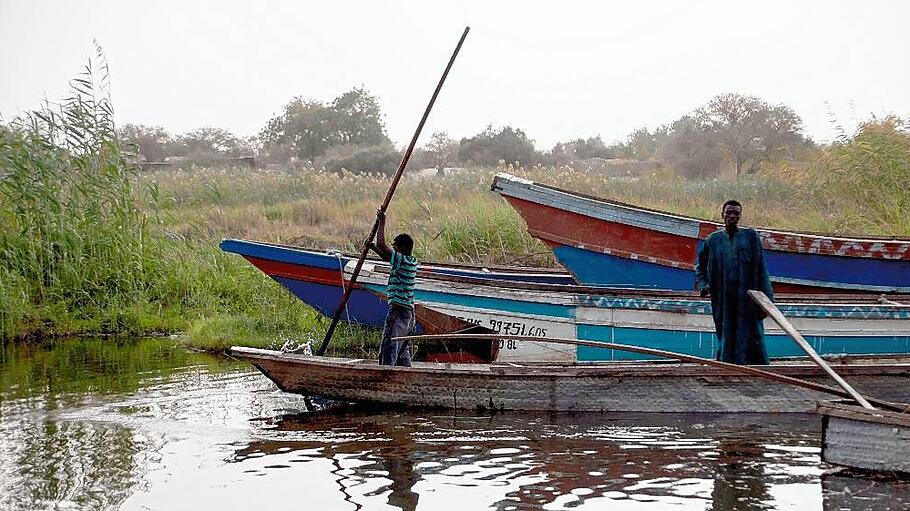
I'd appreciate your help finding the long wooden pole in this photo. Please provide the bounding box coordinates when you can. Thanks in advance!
[748,290,875,409]
[317,27,470,356]
[397,333,906,412]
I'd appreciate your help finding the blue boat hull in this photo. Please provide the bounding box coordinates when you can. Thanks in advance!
[552,244,910,292]
[493,172,910,293]
[222,239,910,362]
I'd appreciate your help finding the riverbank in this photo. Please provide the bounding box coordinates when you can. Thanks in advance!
[2,239,380,355]
[0,86,381,353]
[4,160,909,350]
[2,75,908,348]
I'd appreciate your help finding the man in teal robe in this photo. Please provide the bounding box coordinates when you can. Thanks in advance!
[695,200,774,365]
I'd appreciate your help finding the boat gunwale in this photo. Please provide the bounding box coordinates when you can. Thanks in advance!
[221,238,567,275]
[223,238,910,304]
[230,347,910,378]
[360,262,910,306]
[817,400,910,427]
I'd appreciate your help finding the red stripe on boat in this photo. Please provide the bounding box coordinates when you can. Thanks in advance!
[504,196,699,264]
[244,256,359,287]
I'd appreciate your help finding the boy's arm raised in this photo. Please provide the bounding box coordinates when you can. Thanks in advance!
[369,209,393,262]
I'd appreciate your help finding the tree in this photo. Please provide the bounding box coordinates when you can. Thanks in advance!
[760,104,810,161]
[458,125,539,166]
[320,142,401,174]
[657,116,726,179]
[260,88,391,162]
[573,136,612,159]
[177,127,250,160]
[424,131,458,169]
[118,124,176,161]
[179,127,224,156]
[696,93,807,177]
[260,99,336,161]
[546,136,614,166]
[330,87,389,146]
[625,127,665,161]
[558,136,613,159]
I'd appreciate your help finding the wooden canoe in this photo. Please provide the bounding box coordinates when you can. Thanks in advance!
[219,237,572,331]
[492,173,910,293]
[818,400,910,473]
[220,239,910,364]
[229,347,910,413]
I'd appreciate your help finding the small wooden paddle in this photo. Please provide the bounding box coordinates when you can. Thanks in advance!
[748,290,875,410]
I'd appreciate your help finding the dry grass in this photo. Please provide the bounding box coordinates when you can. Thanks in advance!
[144,159,908,275]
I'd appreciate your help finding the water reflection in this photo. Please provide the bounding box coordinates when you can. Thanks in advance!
[231,410,824,510]
[0,416,142,510]
[822,472,910,511]
[2,338,910,510]
[0,337,245,511]
[371,428,420,510]
[712,438,770,511]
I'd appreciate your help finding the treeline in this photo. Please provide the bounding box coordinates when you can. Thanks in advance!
[122,88,818,178]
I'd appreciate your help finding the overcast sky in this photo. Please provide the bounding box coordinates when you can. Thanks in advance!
[2,0,908,149]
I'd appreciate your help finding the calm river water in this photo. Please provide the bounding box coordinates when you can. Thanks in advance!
[1,337,908,510]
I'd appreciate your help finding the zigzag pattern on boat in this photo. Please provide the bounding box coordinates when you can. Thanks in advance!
[580,296,910,320]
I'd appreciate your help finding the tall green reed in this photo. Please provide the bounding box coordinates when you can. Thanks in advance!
[803,118,910,235]
[0,48,156,339]
[0,50,370,347]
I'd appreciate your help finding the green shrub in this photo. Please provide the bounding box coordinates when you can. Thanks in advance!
[806,118,910,234]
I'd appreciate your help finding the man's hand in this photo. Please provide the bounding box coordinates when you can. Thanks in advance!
[376,209,385,222]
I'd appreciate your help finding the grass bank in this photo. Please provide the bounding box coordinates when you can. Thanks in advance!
[3,67,908,350]
[0,65,377,354]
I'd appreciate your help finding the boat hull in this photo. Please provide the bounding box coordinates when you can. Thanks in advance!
[221,239,910,363]
[231,347,910,413]
[351,264,910,363]
[818,401,910,473]
[492,173,910,293]
[220,238,575,328]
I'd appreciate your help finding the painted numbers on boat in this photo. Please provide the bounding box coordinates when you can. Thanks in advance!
[489,319,548,338]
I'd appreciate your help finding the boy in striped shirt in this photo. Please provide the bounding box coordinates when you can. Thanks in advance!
[368,210,418,366]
